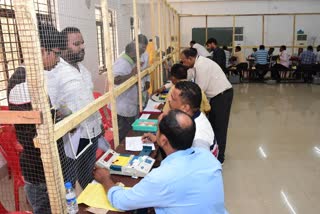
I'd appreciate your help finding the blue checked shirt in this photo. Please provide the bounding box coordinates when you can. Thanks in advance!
[300,50,316,64]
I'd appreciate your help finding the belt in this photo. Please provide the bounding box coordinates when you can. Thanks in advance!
[217,87,232,96]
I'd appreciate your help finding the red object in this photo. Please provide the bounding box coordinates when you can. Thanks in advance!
[0,201,32,213]
[93,92,114,151]
[0,125,25,211]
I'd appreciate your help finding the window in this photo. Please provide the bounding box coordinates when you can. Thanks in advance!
[96,7,118,73]
[0,0,55,105]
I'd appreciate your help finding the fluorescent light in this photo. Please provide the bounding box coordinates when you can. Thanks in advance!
[281,191,297,214]
[258,146,267,159]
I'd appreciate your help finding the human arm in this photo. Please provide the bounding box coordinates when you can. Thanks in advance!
[141,133,156,143]
[93,166,116,193]
[114,66,137,85]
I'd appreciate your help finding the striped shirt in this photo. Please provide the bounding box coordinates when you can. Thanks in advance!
[253,49,268,65]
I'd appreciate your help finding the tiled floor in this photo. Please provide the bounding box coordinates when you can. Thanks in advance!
[223,83,320,214]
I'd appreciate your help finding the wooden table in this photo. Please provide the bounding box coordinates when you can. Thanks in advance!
[79,112,161,214]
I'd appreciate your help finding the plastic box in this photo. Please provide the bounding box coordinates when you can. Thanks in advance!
[132,119,158,132]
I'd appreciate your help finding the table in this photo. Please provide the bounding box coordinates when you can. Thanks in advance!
[79,112,161,214]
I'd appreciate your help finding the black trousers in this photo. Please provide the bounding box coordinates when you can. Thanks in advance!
[271,64,288,81]
[209,88,233,163]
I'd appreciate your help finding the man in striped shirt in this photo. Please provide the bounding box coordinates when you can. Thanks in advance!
[253,45,269,80]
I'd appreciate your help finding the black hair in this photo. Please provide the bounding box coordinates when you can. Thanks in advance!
[190,40,196,45]
[38,24,61,50]
[60,27,81,50]
[280,45,286,50]
[159,109,195,150]
[235,46,241,51]
[171,63,188,80]
[175,81,202,113]
[181,48,198,58]
[259,45,265,50]
[125,42,136,54]
[206,38,217,45]
[307,45,313,51]
[137,34,148,46]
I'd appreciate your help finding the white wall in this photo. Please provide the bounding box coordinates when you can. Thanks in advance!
[170,0,320,15]
[175,0,320,56]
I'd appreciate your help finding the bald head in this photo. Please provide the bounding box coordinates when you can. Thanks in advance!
[159,109,195,150]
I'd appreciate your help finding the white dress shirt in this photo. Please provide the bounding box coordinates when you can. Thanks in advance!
[46,58,102,139]
[279,50,290,68]
[193,112,215,150]
[191,56,232,99]
[193,43,211,57]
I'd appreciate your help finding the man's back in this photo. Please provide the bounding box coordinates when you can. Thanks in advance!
[108,148,227,213]
[300,50,316,64]
[193,43,211,57]
[254,49,268,65]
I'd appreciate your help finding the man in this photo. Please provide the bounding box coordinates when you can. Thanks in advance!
[180,48,233,164]
[316,45,320,64]
[252,45,268,80]
[270,45,290,82]
[145,80,215,155]
[206,38,226,71]
[94,110,228,213]
[231,46,248,78]
[136,34,150,107]
[162,63,210,115]
[298,45,316,82]
[7,24,61,214]
[47,27,102,189]
[113,42,144,142]
[190,40,211,57]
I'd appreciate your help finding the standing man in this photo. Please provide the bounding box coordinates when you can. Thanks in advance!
[206,38,226,72]
[113,42,144,142]
[180,48,233,164]
[190,40,211,58]
[94,110,228,213]
[48,27,102,189]
[8,24,61,214]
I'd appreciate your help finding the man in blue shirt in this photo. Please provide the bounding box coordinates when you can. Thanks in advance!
[94,109,228,214]
[298,46,316,82]
[253,45,269,80]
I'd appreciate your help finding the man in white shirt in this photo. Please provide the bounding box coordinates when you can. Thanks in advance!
[47,27,102,188]
[113,42,144,142]
[180,48,233,164]
[190,40,211,58]
[270,45,290,82]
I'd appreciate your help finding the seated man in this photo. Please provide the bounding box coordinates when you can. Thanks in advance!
[94,109,228,213]
[162,63,210,114]
[144,81,217,156]
[253,45,269,80]
[270,45,290,82]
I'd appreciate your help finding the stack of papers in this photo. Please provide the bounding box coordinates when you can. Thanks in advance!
[77,183,122,212]
[143,99,161,112]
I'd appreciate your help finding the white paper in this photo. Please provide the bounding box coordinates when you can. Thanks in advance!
[125,136,155,151]
[139,114,150,119]
[143,99,161,113]
[63,128,81,159]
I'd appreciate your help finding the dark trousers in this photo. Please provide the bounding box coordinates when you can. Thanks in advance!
[117,115,136,143]
[271,64,287,81]
[297,64,315,82]
[209,88,233,163]
[255,64,269,80]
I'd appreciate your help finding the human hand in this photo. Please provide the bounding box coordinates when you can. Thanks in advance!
[93,166,111,184]
[131,66,138,75]
[141,133,156,143]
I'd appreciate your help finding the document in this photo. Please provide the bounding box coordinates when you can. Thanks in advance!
[139,113,150,119]
[143,99,161,113]
[77,183,123,212]
[125,136,155,151]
